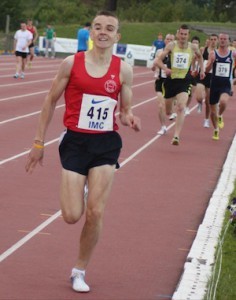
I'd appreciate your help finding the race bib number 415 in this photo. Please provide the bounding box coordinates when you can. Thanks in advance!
[78,94,117,131]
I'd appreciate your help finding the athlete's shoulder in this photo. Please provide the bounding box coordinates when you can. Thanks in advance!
[120,59,132,74]
[120,59,133,83]
[164,41,174,53]
[61,55,75,71]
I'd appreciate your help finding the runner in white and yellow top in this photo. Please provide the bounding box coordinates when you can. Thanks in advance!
[155,24,205,145]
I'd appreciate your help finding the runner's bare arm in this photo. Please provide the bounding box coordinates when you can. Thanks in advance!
[119,61,141,131]
[33,26,39,43]
[205,50,215,73]
[152,49,162,72]
[25,56,74,173]
[155,42,173,76]
[192,44,205,79]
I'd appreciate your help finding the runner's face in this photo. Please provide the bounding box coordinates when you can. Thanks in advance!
[165,35,174,44]
[21,23,27,31]
[210,36,218,48]
[90,15,120,49]
[218,34,229,47]
[192,40,199,47]
[178,29,189,43]
[205,39,210,47]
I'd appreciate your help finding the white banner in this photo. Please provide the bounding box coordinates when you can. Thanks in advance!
[38,36,156,66]
[39,36,77,53]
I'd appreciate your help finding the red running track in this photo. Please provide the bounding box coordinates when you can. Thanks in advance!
[0,55,236,300]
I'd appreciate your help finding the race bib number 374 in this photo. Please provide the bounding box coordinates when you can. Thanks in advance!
[78,94,117,131]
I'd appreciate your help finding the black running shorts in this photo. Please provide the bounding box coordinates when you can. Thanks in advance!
[163,78,192,99]
[209,81,232,105]
[155,78,165,93]
[15,51,28,59]
[197,73,211,88]
[59,129,122,175]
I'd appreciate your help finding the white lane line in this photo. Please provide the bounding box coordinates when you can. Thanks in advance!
[0,79,154,104]
[0,91,48,103]
[0,95,155,126]
[0,96,156,162]
[0,211,62,262]
[0,81,155,124]
[133,80,154,87]
[0,103,200,262]
[0,121,174,263]
[0,97,156,158]
[0,104,65,125]
[0,139,58,165]
[0,70,56,78]
[0,78,53,87]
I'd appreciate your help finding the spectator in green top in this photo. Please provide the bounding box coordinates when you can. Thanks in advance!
[44,24,56,58]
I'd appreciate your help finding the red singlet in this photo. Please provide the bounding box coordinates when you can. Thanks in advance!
[64,52,122,133]
[27,26,35,36]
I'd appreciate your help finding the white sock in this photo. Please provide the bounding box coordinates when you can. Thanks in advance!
[72,268,85,276]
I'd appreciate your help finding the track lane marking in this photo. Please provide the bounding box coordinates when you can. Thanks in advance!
[0,78,154,103]
[0,102,176,263]
[0,96,156,164]
[0,90,48,103]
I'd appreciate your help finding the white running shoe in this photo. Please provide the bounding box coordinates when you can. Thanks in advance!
[169,113,177,120]
[20,73,25,79]
[157,126,167,135]
[203,119,210,128]
[71,269,90,293]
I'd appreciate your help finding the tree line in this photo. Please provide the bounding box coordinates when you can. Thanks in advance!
[0,0,235,32]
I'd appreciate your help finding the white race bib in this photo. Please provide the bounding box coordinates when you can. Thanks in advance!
[215,62,230,77]
[203,60,212,73]
[78,94,117,131]
[173,52,190,69]
[161,64,167,78]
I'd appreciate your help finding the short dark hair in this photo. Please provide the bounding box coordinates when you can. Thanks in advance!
[93,10,120,31]
[95,10,118,19]
[179,24,189,31]
[191,36,200,43]
[85,22,91,27]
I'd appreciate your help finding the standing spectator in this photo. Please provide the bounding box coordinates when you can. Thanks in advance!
[44,24,56,58]
[26,19,38,68]
[25,10,141,293]
[13,21,33,79]
[152,32,165,55]
[77,22,91,52]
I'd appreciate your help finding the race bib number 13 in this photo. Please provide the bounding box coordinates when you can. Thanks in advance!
[78,94,117,131]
